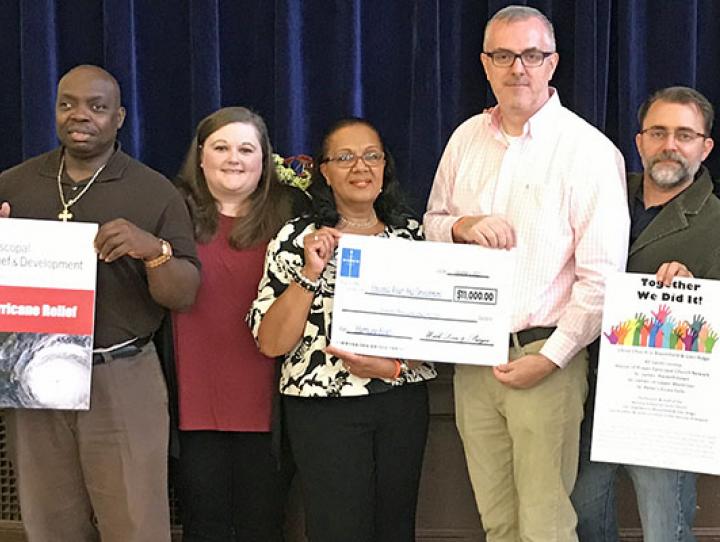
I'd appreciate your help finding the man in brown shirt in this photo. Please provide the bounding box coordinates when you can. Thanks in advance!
[0,65,200,542]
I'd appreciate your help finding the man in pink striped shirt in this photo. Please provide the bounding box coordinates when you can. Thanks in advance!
[424,5,629,540]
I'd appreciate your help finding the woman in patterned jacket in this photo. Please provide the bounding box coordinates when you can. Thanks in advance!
[248,118,436,542]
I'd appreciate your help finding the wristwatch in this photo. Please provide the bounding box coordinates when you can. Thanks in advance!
[144,239,173,269]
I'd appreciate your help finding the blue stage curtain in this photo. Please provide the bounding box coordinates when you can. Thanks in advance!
[2,0,719,212]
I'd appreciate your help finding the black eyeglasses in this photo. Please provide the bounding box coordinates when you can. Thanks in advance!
[483,49,555,67]
[322,150,385,169]
[640,127,707,144]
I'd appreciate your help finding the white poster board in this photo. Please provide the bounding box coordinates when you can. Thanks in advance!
[592,272,720,475]
[0,218,98,410]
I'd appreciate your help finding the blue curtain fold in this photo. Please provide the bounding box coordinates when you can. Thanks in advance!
[189,0,222,121]
[19,0,59,159]
[104,0,143,158]
[2,0,720,213]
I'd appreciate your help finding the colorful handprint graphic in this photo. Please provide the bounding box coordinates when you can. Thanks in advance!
[604,305,717,353]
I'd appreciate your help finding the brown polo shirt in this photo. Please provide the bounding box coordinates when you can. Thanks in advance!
[0,146,199,347]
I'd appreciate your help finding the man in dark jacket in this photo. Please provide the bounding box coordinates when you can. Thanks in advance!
[572,86,718,542]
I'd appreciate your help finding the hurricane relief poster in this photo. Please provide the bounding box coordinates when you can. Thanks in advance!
[0,218,97,410]
[592,271,720,475]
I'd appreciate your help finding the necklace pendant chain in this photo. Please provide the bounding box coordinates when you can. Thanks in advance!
[338,212,379,229]
[58,207,73,222]
[56,154,107,222]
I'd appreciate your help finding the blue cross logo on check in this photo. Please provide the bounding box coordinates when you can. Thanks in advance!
[340,248,361,278]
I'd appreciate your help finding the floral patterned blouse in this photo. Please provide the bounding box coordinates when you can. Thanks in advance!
[247,215,437,398]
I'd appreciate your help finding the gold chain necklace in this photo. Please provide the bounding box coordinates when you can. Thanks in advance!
[337,213,379,229]
[56,154,107,221]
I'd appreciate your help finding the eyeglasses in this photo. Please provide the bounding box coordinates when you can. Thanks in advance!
[482,49,555,67]
[640,127,708,144]
[323,150,385,168]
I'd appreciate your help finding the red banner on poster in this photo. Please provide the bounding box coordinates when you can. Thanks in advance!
[0,285,95,335]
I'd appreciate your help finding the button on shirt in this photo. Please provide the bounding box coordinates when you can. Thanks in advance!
[424,90,630,367]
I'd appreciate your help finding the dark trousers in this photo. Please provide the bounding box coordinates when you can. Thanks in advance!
[283,382,429,542]
[177,430,293,542]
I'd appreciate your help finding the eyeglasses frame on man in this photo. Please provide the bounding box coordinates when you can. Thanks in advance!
[639,126,708,144]
[482,48,555,68]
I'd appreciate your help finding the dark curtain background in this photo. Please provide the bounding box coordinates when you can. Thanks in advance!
[2,0,720,213]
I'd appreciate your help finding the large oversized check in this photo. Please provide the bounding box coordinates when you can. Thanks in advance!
[592,272,720,475]
[331,234,515,365]
[0,218,98,410]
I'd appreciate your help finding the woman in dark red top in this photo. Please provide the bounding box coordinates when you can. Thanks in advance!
[173,107,297,541]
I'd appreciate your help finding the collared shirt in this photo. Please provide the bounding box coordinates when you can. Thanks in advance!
[630,189,663,246]
[629,172,700,246]
[0,145,199,347]
[424,90,630,367]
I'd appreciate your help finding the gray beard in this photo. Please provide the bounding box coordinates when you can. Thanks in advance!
[645,153,700,189]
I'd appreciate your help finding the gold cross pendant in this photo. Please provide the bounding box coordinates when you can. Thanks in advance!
[58,208,73,222]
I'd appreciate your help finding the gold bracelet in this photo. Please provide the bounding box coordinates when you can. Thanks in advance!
[144,239,173,269]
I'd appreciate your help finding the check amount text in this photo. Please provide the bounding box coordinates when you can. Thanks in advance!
[453,286,497,305]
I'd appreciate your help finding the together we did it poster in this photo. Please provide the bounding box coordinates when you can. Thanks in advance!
[592,272,720,475]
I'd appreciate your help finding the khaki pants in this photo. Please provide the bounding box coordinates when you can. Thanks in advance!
[5,344,171,542]
[454,339,588,542]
